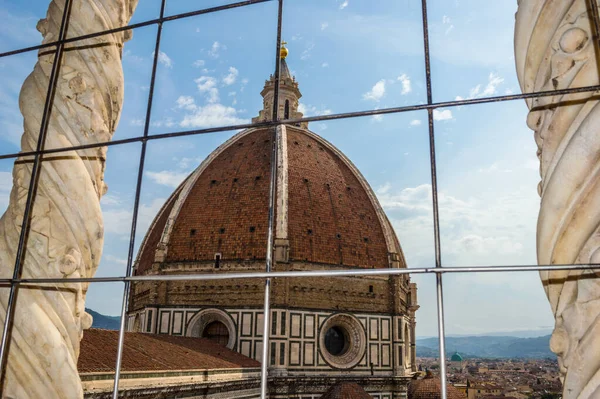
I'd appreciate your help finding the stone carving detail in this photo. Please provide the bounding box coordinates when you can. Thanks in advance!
[515,2,600,398]
[0,0,137,397]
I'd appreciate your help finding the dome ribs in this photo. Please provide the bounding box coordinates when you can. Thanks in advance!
[136,195,178,275]
[136,126,393,276]
[286,129,389,268]
[166,129,272,263]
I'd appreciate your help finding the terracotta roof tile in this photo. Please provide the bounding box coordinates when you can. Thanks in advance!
[78,329,259,373]
[319,382,373,399]
[135,126,400,273]
[408,374,466,399]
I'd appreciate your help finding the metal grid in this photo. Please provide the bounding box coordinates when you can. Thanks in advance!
[0,0,599,398]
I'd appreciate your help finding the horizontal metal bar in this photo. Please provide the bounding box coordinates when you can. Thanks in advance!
[0,263,597,284]
[0,121,275,161]
[0,0,273,59]
[1,82,599,162]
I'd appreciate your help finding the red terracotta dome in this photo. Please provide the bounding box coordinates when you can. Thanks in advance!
[134,125,405,275]
[408,373,466,399]
[319,382,373,399]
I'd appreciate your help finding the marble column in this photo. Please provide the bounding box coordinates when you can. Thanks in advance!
[515,1,600,398]
[0,0,137,397]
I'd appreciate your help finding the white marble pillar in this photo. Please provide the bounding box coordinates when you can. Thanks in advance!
[515,1,600,398]
[0,0,137,397]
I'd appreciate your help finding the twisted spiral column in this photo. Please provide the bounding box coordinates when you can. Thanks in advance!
[516,1,600,397]
[0,0,137,397]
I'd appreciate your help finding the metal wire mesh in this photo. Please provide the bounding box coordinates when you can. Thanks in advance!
[0,0,599,398]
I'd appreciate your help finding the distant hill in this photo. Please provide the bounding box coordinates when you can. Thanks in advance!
[416,335,555,359]
[86,308,121,330]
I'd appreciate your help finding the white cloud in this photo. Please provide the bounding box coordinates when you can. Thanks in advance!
[372,114,383,122]
[193,59,205,67]
[464,73,505,100]
[442,16,454,35]
[151,118,175,128]
[130,119,144,127]
[301,43,315,60]
[102,208,133,236]
[123,50,144,64]
[222,67,239,86]
[410,119,422,126]
[339,0,348,9]
[176,157,202,170]
[298,103,332,117]
[377,182,539,269]
[208,41,224,58]
[469,84,482,98]
[138,198,168,239]
[155,51,173,68]
[363,79,386,101]
[321,22,329,30]
[397,74,412,95]
[145,170,189,188]
[433,109,453,121]
[481,72,504,96]
[194,76,219,103]
[176,95,196,110]
[100,194,122,206]
[321,62,329,68]
[101,195,167,248]
[195,76,217,92]
[180,102,249,128]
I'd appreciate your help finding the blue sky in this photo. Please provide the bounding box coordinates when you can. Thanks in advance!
[0,0,554,338]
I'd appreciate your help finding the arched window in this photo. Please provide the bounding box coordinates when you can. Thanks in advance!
[202,321,230,347]
[284,99,290,119]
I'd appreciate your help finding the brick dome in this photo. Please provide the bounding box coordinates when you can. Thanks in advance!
[134,125,405,275]
[319,382,373,399]
[408,373,466,399]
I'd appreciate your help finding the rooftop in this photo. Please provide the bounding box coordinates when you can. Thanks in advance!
[320,382,373,399]
[78,329,260,374]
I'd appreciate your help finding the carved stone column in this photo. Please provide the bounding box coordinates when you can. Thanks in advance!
[0,0,137,397]
[515,1,600,398]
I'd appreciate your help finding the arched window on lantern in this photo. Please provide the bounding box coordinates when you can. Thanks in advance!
[284,99,290,119]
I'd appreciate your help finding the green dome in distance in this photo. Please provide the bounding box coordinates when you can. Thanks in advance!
[450,352,463,362]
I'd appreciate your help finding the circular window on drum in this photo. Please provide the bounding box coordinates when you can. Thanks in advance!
[319,313,366,369]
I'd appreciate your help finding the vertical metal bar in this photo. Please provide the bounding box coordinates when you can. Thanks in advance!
[587,0,600,79]
[420,0,447,397]
[260,0,284,397]
[111,0,167,396]
[0,0,73,390]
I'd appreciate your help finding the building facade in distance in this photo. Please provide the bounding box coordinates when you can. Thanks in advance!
[126,45,419,399]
